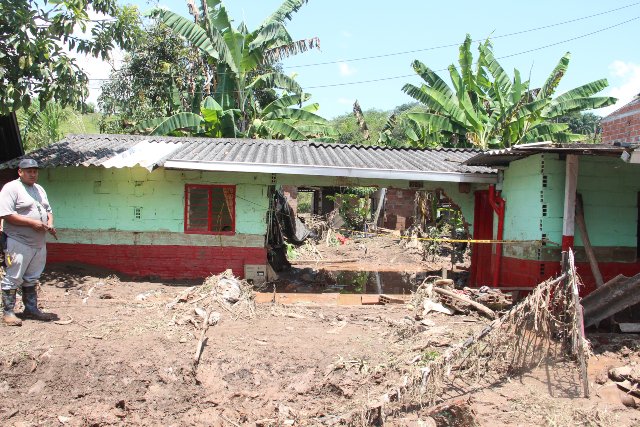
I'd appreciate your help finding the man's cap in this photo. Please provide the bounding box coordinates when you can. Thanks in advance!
[18,158,39,169]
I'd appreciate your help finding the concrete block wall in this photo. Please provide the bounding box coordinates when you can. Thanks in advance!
[601,97,640,145]
[38,166,271,279]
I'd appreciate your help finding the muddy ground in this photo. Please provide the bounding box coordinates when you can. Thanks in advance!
[1,259,639,426]
[274,230,470,295]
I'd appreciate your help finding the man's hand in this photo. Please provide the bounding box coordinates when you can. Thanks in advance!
[46,225,58,240]
[30,220,48,232]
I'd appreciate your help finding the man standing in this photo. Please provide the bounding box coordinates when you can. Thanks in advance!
[0,158,57,326]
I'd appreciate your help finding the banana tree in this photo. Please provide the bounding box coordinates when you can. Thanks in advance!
[247,93,337,140]
[398,35,616,149]
[139,93,335,141]
[149,0,320,135]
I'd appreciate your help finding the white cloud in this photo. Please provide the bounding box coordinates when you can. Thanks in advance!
[338,61,356,77]
[596,60,640,116]
[337,97,353,106]
[341,30,353,38]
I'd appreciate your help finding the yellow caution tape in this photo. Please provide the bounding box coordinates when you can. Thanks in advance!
[333,227,559,246]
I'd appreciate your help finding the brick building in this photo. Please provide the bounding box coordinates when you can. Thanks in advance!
[601,95,640,145]
[382,189,416,230]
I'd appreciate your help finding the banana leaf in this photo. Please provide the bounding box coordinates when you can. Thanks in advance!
[262,93,312,114]
[150,112,203,135]
[150,9,219,60]
[537,52,570,100]
[262,120,307,140]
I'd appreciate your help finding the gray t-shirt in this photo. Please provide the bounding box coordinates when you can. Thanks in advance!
[0,179,53,248]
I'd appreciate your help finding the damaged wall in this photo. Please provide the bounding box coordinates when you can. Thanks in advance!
[274,174,484,236]
[39,167,271,279]
[498,153,640,292]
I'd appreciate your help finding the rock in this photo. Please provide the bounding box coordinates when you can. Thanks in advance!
[597,383,628,407]
[420,319,436,327]
[618,391,637,408]
[208,311,221,325]
[609,366,633,382]
[595,371,608,385]
[423,299,454,316]
[418,417,437,427]
[218,278,241,303]
[28,379,46,395]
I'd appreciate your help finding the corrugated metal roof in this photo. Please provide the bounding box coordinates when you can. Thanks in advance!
[0,134,496,182]
[465,142,630,167]
[165,137,492,174]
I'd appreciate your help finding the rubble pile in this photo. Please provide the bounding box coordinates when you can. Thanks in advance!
[599,364,640,408]
[463,286,512,311]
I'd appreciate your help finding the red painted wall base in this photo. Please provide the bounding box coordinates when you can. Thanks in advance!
[47,243,267,280]
[498,256,640,296]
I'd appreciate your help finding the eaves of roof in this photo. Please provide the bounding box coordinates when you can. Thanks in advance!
[465,142,630,167]
[0,134,498,184]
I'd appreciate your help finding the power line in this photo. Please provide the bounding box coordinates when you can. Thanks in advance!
[85,14,640,92]
[85,3,638,82]
[303,15,640,89]
[284,2,640,69]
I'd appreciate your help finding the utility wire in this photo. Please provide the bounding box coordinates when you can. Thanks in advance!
[285,2,640,69]
[304,15,640,89]
[85,14,639,94]
[85,4,638,83]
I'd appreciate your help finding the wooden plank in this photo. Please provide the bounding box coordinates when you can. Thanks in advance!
[254,292,340,305]
[338,294,362,305]
[619,323,640,333]
[575,194,604,288]
[290,258,359,264]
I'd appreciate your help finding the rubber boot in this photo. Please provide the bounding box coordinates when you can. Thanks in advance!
[21,286,56,321]
[2,289,22,326]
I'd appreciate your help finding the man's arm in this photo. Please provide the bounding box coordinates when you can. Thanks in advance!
[2,213,48,231]
[46,212,57,239]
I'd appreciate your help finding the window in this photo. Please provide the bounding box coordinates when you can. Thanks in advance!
[184,184,235,234]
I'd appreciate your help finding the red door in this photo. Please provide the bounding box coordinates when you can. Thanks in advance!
[470,190,494,286]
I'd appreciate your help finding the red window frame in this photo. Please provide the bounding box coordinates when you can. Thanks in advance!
[184,184,236,235]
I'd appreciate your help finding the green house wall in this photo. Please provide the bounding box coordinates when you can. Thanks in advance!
[39,167,271,247]
[38,167,484,245]
[501,153,640,263]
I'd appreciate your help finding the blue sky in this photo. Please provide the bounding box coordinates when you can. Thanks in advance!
[84,0,640,119]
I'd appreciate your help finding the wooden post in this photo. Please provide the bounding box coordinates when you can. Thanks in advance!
[575,194,604,288]
[561,155,579,250]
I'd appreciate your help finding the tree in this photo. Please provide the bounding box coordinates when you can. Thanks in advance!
[554,112,602,143]
[17,100,87,152]
[0,0,142,114]
[98,21,199,134]
[331,108,391,145]
[147,0,330,139]
[397,35,616,149]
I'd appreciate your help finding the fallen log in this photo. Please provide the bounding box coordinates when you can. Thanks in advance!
[432,287,496,319]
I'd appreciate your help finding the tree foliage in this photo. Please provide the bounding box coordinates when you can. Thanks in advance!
[147,0,333,140]
[553,112,603,143]
[17,100,93,152]
[98,21,198,133]
[395,35,616,149]
[0,0,142,114]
